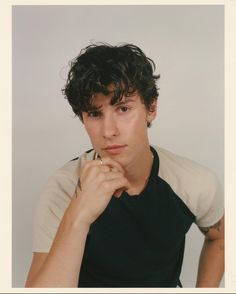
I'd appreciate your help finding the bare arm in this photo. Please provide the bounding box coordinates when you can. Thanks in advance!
[25,157,129,287]
[25,200,90,287]
[196,214,224,287]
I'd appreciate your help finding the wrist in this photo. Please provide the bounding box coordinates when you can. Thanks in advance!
[63,196,92,232]
[70,188,101,226]
[63,211,91,234]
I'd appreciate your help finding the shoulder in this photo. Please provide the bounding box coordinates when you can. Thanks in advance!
[41,149,95,200]
[33,149,95,252]
[155,145,218,187]
[152,145,224,227]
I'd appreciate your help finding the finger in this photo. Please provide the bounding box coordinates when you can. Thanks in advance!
[100,165,113,173]
[78,163,120,191]
[100,157,125,174]
[110,166,119,173]
[76,164,111,190]
[101,165,119,173]
[81,159,104,175]
[114,188,125,198]
[86,164,117,178]
[113,184,129,197]
[104,176,130,194]
[80,161,110,181]
[101,171,125,182]
[81,157,125,177]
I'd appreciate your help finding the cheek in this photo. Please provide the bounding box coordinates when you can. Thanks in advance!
[84,123,100,142]
[124,112,147,130]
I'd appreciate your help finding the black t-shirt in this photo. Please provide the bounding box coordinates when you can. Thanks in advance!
[78,146,195,287]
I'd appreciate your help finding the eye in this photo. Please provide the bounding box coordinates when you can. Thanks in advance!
[119,106,129,113]
[87,110,102,118]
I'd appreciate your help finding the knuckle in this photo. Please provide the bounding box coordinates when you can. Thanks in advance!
[103,181,110,190]
[103,165,110,172]
[93,165,100,173]
[83,161,91,169]
[112,167,118,172]
[97,172,105,181]
[88,165,100,176]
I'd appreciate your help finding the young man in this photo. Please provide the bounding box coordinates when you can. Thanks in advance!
[25,43,224,287]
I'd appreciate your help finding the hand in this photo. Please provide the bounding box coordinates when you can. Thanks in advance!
[74,157,129,225]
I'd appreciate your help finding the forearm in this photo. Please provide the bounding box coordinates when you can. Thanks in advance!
[196,237,224,287]
[26,158,127,287]
[26,198,90,287]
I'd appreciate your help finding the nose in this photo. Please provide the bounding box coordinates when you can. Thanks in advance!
[102,113,119,139]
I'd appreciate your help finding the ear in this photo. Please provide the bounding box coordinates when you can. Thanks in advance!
[147,99,157,122]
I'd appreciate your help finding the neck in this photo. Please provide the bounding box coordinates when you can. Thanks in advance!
[125,146,154,196]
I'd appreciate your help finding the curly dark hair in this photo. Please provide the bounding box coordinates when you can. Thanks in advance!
[62,43,160,126]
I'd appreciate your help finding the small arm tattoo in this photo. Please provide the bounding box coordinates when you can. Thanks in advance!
[199,220,221,235]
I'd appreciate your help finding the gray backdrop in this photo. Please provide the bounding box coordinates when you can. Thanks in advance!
[12,5,224,287]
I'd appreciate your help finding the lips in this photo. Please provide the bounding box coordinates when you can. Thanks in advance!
[103,145,127,155]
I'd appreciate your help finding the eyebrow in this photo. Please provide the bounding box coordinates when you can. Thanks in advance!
[88,97,136,111]
[113,97,135,106]
[87,105,102,112]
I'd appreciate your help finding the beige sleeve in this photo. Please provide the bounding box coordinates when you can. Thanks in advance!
[194,171,224,228]
[32,162,78,252]
[156,146,224,228]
